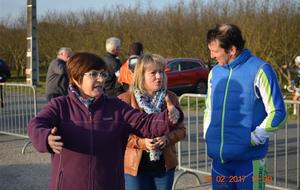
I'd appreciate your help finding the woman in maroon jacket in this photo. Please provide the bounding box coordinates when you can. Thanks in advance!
[27,52,181,190]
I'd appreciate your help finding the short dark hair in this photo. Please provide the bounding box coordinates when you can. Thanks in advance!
[67,52,107,85]
[207,24,245,52]
[128,42,143,56]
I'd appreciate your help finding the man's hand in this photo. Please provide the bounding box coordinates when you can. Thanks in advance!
[251,127,273,146]
[48,127,63,154]
[282,64,288,69]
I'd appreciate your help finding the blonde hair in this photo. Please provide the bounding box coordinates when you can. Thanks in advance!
[131,53,167,93]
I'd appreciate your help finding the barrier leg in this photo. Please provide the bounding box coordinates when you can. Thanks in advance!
[0,86,3,108]
[22,140,31,154]
[172,170,202,190]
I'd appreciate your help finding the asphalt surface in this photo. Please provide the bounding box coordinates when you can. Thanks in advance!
[0,135,50,190]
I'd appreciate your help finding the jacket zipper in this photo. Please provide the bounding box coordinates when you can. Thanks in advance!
[220,67,232,163]
[57,170,63,190]
[89,111,94,190]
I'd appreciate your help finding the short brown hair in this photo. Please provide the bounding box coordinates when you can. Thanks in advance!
[207,24,245,52]
[67,52,107,85]
[131,53,167,93]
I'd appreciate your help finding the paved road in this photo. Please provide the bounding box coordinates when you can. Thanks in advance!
[0,135,49,190]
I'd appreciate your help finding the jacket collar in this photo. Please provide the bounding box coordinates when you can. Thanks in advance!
[223,48,252,69]
[105,52,118,58]
[68,88,105,110]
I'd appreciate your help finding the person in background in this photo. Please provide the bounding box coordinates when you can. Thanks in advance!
[118,53,186,190]
[282,55,300,114]
[28,52,182,190]
[118,42,144,92]
[0,58,11,108]
[203,24,286,190]
[0,58,11,83]
[45,47,72,102]
[101,37,122,96]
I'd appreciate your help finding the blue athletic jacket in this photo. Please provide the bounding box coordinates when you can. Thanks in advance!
[203,49,286,163]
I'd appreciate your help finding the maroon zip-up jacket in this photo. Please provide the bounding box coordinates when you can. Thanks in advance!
[28,91,181,190]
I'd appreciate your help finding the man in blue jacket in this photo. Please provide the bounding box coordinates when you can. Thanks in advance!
[203,24,286,190]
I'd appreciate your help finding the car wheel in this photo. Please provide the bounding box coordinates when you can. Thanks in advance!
[195,81,207,94]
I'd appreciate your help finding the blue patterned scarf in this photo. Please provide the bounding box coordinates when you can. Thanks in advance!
[134,88,166,113]
[69,85,94,108]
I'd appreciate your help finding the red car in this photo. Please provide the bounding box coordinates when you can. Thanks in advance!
[165,58,209,94]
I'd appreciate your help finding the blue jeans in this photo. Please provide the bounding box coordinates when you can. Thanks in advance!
[125,169,175,190]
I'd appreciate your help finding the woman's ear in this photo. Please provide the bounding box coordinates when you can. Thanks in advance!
[71,78,80,87]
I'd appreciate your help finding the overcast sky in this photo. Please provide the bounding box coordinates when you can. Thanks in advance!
[0,0,192,20]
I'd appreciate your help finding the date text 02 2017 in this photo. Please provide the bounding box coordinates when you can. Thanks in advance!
[204,175,273,183]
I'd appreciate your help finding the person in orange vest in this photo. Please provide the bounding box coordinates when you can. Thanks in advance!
[118,42,144,92]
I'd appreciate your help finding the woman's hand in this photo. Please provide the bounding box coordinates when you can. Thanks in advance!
[165,94,180,124]
[155,136,169,149]
[144,138,156,151]
[48,127,63,154]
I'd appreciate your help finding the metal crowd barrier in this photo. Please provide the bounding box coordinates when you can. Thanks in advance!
[172,93,300,190]
[0,83,37,153]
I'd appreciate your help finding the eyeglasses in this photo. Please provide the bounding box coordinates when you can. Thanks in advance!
[84,70,109,80]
